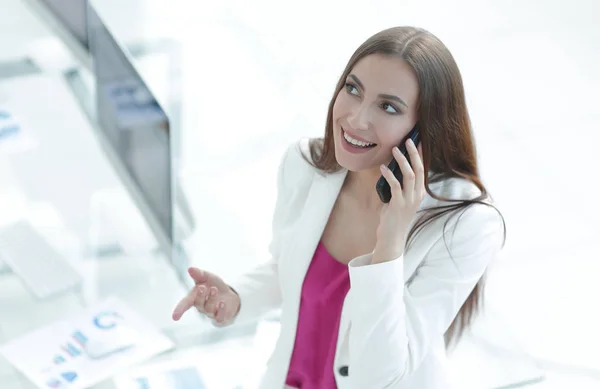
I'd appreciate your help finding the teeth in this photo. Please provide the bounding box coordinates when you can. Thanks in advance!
[344,131,375,147]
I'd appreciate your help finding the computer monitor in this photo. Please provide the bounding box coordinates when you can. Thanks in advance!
[86,4,194,287]
[22,0,183,137]
[21,0,92,70]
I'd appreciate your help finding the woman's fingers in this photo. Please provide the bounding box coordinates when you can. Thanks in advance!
[392,147,415,197]
[393,146,415,197]
[174,269,238,325]
[406,139,425,195]
[172,285,201,321]
[380,163,402,202]
[188,267,210,284]
[214,301,227,324]
[203,286,220,318]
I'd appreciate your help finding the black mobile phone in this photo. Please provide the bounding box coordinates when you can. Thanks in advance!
[375,125,421,203]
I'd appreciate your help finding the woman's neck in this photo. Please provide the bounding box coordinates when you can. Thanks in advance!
[342,167,384,211]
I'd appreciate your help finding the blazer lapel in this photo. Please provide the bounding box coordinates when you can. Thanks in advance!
[286,169,347,292]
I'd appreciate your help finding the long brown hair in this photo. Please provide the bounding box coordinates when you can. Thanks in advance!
[305,26,506,347]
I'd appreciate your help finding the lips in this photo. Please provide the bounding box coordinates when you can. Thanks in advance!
[340,127,377,154]
[342,127,377,147]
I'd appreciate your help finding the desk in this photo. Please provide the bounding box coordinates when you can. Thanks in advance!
[0,250,555,389]
[0,250,264,389]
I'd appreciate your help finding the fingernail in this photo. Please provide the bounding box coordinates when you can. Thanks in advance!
[210,289,216,296]
[393,147,400,154]
[380,164,386,173]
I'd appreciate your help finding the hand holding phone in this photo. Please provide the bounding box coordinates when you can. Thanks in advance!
[375,125,421,203]
[372,126,425,263]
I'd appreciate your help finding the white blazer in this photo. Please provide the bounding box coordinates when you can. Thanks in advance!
[228,139,504,389]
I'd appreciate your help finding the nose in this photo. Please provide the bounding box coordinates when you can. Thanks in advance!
[346,103,370,131]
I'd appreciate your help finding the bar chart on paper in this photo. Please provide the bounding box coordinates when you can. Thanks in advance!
[0,297,173,389]
[53,331,87,363]
[41,330,90,387]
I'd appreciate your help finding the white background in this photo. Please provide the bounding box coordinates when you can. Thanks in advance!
[0,0,598,388]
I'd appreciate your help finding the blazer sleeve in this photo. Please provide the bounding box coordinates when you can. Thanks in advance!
[345,204,504,388]
[226,143,295,325]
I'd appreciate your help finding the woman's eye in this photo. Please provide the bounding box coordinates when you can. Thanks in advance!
[345,83,359,96]
[382,102,398,114]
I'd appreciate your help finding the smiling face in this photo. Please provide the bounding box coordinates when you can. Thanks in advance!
[332,54,420,172]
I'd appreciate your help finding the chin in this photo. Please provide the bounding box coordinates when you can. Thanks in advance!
[333,143,379,172]
[333,125,386,170]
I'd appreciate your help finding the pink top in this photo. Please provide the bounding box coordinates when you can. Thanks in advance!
[285,241,351,389]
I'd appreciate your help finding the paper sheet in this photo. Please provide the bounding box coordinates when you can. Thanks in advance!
[0,296,174,389]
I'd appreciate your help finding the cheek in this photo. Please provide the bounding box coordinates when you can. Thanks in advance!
[374,120,405,149]
[371,121,409,163]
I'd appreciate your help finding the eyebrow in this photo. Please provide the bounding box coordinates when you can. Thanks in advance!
[348,74,408,108]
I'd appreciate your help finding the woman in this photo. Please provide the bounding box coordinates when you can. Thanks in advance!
[172,26,506,389]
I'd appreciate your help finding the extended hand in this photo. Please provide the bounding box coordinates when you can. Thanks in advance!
[172,267,240,326]
[374,139,425,263]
